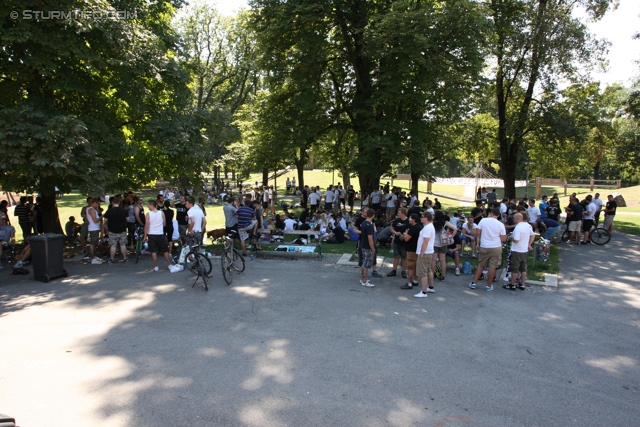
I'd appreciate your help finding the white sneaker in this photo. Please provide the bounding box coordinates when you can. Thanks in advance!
[455,267,460,276]
[91,258,103,265]
[360,280,374,287]
[413,291,428,298]
[153,266,159,272]
[426,287,435,293]
[15,261,24,268]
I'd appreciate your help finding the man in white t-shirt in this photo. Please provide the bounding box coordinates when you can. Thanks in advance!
[309,189,320,214]
[370,187,382,213]
[581,195,597,244]
[499,198,509,222]
[592,193,604,226]
[468,208,506,292]
[505,213,535,290]
[526,199,541,226]
[385,190,397,220]
[283,214,297,231]
[186,197,206,243]
[414,211,436,298]
[324,186,335,211]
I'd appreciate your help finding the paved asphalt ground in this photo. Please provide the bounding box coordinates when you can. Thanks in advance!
[1,233,639,427]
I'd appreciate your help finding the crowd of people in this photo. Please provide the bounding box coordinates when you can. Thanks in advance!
[0,180,620,281]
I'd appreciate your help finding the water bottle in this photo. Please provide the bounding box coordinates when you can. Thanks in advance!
[250,253,254,261]
[143,242,148,250]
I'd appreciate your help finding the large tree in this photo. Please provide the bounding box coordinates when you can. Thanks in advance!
[488,0,616,197]
[0,0,190,233]
[250,0,487,194]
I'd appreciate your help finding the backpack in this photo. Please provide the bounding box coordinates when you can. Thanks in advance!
[462,261,472,275]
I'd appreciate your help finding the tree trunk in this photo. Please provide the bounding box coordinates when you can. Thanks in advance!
[295,162,305,191]
[593,161,601,181]
[501,159,518,199]
[40,181,63,234]
[410,172,420,196]
[262,168,269,187]
[341,169,351,190]
[358,171,380,199]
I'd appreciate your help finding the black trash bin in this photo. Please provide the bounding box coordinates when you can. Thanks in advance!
[29,233,68,283]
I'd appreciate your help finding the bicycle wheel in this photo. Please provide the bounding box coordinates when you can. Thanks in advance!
[221,252,233,285]
[186,252,212,275]
[590,228,611,245]
[561,229,570,243]
[232,249,246,273]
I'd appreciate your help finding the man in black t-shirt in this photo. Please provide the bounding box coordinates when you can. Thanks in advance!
[103,196,129,264]
[174,194,188,242]
[546,198,561,221]
[400,213,423,290]
[566,196,584,243]
[471,201,484,225]
[387,208,410,278]
[604,195,617,233]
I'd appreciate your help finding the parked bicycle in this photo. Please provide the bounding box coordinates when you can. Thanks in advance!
[221,234,245,285]
[561,224,611,245]
[134,225,145,263]
[182,234,213,290]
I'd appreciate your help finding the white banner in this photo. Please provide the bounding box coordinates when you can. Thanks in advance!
[434,177,528,187]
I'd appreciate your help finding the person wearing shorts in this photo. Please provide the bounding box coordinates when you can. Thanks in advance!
[400,213,423,289]
[414,211,435,298]
[468,208,506,292]
[387,208,409,278]
[505,213,535,290]
[359,209,376,287]
[85,198,103,264]
[144,200,172,272]
[604,194,617,233]
[566,196,583,243]
[103,196,129,264]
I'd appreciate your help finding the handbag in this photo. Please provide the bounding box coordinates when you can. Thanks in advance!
[440,228,454,246]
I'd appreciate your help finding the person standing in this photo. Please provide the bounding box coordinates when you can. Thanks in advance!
[604,194,617,233]
[504,213,535,290]
[387,208,410,278]
[286,177,291,194]
[581,195,597,244]
[163,200,175,249]
[14,196,32,241]
[592,193,604,226]
[359,209,376,287]
[400,214,423,290]
[223,197,240,243]
[414,211,436,298]
[144,200,172,272]
[186,196,205,243]
[103,196,129,264]
[174,194,188,243]
[468,208,506,292]
[85,198,103,265]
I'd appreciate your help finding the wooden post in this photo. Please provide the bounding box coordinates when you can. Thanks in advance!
[535,177,541,199]
[563,181,567,196]
[617,180,622,189]
[590,179,594,192]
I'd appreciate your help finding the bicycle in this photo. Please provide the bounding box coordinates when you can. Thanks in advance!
[561,224,611,245]
[134,225,145,263]
[183,234,213,290]
[221,234,245,285]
